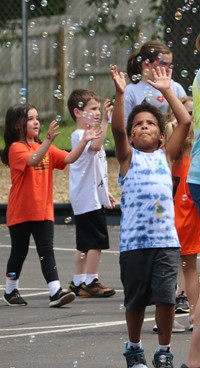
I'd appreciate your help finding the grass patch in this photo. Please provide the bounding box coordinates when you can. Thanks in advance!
[0,118,115,150]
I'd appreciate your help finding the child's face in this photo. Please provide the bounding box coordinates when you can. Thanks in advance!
[130,111,163,151]
[80,98,101,126]
[26,108,40,141]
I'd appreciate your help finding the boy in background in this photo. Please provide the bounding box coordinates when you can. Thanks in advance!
[67,89,116,298]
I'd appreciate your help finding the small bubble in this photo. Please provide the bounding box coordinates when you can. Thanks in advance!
[80,253,85,260]
[166,27,171,33]
[100,51,107,59]
[78,101,84,108]
[182,261,187,267]
[181,37,189,45]
[89,75,95,82]
[42,32,48,38]
[89,29,95,37]
[84,63,91,71]
[191,7,197,13]
[133,42,140,49]
[83,49,89,56]
[175,11,182,20]
[167,41,173,48]
[41,0,48,6]
[30,4,35,11]
[186,27,192,34]
[55,115,62,122]
[64,217,72,224]
[182,194,188,200]
[29,335,35,343]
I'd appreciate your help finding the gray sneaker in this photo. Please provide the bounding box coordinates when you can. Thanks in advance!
[152,349,174,368]
[124,342,148,368]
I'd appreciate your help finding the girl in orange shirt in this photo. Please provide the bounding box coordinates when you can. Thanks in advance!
[1,103,102,308]
[165,97,200,330]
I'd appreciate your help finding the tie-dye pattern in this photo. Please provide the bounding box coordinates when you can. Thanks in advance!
[119,149,180,252]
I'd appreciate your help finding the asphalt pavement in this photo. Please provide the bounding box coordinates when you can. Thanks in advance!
[0,224,198,368]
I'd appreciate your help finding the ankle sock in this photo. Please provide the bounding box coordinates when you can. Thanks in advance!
[128,340,142,350]
[5,277,19,294]
[73,274,86,286]
[85,274,98,285]
[48,280,60,296]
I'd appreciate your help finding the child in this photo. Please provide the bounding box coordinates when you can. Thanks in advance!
[165,97,200,331]
[180,33,200,368]
[1,103,102,307]
[67,89,116,298]
[124,40,186,124]
[187,35,200,215]
[111,64,191,368]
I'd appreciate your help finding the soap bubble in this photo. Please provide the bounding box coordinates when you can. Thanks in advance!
[181,70,188,78]
[181,37,189,45]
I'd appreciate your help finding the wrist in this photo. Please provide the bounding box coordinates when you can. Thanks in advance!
[46,133,52,141]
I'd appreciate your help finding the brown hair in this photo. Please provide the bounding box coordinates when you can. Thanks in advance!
[127,40,172,84]
[67,89,100,121]
[165,96,194,157]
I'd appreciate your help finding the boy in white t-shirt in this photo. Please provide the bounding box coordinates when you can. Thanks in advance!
[67,89,116,297]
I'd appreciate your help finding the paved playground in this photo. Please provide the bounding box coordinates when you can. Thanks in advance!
[0,224,197,368]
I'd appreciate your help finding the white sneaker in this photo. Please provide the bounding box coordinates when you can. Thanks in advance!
[153,319,185,333]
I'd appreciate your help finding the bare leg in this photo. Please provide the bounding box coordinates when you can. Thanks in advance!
[126,307,145,342]
[181,254,199,321]
[155,303,174,345]
[177,259,186,295]
[85,249,101,274]
[185,296,200,368]
[74,250,86,274]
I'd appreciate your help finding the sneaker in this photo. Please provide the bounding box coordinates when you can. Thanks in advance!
[3,289,28,306]
[123,342,148,368]
[152,349,174,368]
[49,287,75,307]
[175,292,190,314]
[153,319,185,333]
[79,278,116,298]
[67,280,82,296]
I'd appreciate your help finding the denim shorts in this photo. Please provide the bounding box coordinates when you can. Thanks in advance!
[120,247,180,309]
[188,183,200,215]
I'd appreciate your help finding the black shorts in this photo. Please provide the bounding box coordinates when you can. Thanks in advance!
[120,247,180,309]
[74,208,109,252]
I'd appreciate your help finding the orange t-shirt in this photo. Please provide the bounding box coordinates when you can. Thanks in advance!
[173,155,200,255]
[7,142,68,226]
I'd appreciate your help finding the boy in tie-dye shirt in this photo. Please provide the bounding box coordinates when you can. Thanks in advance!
[111,64,191,368]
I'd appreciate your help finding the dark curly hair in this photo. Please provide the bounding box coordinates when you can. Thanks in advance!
[126,101,165,138]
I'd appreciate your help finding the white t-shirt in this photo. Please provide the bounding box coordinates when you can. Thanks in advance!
[69,129,111,215]
[124,79,186,124]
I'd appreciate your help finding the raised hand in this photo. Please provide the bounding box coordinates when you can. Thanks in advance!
[46,120,60,141]
[111,64,127,94]
[102,98,113,122]
[147,66,172,92]
[83,124,103,142]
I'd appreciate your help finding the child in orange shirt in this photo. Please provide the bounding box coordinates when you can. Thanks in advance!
[165,97,200,330]
[1,103,102,307]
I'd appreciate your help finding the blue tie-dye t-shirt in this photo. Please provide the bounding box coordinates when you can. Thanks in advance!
[119,148,180,253]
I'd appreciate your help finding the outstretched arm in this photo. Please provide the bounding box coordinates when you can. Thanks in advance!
[148,66,191,162]
[111,65,132,169]
[64,124,103,164]
[27,120,60,166]
[89,98,113,152]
